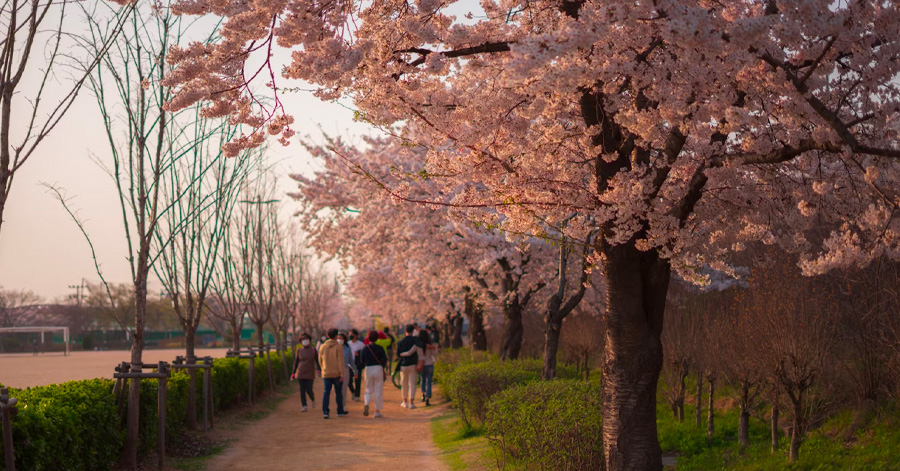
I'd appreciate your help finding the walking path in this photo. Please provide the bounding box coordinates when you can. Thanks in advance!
[204,375,446,471]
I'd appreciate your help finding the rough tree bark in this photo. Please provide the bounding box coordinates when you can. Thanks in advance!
[451,315,464,348]
[600,241,669,471]
[499,299,524,360]
[466,293,487,351]
[542,237,590,380]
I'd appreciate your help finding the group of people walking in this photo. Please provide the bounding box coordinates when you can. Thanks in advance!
[291,323,439,419]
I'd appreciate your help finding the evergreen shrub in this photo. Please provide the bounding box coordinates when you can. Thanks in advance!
[485,380,603,470]
[443,360,538,427]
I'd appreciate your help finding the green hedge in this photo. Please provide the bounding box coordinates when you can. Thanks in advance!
[434,348,496,385]
[0,379,123,471]
[502,358,582,381]
[0,348,293,471]
[443,360,539,427]
[485,380,603,470]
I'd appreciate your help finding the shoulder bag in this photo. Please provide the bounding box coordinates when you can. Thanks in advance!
[367,344,388,381]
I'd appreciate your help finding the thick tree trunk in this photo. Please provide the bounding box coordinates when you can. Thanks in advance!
[695,375,703,427]
[499,301,523,360]
[466,295,487,351]
[542,312,563,379]
[707,373,716,440]
[185,328,197,430]
[600,242,669,471]
[451,315,464,348]
[441,318,452,348]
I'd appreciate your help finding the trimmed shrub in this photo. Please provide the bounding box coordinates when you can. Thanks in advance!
[434,348,496,384]
[0,379,123,471]
[506,358,582,380]
[443,361,538,427]
[485,380,603,470]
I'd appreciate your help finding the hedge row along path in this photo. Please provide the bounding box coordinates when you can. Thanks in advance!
[205,376,446,471]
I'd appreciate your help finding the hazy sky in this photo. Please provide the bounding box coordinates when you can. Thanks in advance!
[0,15,375,301]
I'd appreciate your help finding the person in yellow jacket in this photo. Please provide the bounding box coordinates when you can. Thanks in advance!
[318,328,348,418]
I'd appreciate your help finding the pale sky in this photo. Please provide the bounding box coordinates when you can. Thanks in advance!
[0,0,484,302]
[0,19,375,301]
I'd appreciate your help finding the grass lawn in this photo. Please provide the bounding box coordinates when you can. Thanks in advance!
[658,400,900,470]
[431,407,498,471]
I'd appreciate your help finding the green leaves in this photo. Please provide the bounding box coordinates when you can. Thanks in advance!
[485,380,603,470]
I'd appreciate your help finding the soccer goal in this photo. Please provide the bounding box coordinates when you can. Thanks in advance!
[0,326,70,356]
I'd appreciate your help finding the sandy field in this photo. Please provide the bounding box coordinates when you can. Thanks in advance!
[0,348,231,388]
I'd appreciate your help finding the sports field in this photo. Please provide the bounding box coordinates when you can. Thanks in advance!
[0,348,231,388]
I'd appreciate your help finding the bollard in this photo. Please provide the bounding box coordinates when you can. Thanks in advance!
[1,387,18,471]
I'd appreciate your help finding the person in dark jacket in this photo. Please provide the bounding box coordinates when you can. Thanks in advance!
[360,330,388,418]
[291,332,317,412]
[396,324,420,408]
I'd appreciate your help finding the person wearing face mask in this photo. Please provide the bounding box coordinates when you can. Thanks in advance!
[290,332,317,412]
[337,332,356,411]
[348,329,365,402]
[318,328,348,418]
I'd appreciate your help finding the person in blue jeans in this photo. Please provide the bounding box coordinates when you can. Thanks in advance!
[318,328,348,419]
[418,329,437,406]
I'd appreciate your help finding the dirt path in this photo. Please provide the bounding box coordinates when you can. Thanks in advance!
[204,374,446,471]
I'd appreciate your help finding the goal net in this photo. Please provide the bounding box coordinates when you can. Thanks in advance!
[0,326,70,356]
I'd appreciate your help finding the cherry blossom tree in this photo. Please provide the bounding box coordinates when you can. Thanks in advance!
[166,2,900,468]
[291,135,554,356]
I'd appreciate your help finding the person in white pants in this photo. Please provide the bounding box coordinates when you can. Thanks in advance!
[397,324,424,409]
[360,330,388,417]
